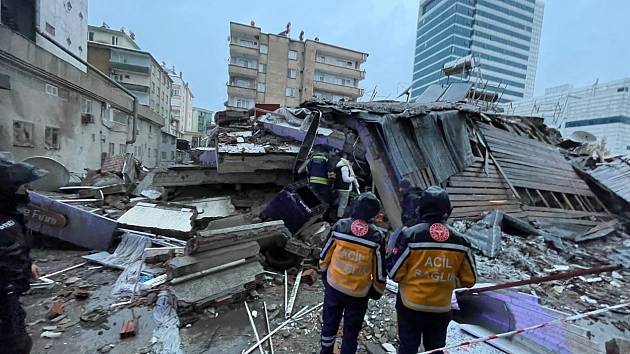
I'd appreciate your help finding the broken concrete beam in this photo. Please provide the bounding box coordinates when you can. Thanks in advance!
[205,214,254,230]
[284,239,312,258]
[144,248,174,264]
[168,241,259,278]
[151,167,292,187]
[119,319,137,339]
[188,221,289,254]
[172,260,264,309]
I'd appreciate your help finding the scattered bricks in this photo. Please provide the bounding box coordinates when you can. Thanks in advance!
[301,269,318,286]
[119,319,137,339]
[144,248,174,264]
[47,301,65,319]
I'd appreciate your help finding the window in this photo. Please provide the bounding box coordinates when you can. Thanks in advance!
[617,87,629,92]
[111,36,118,45]
[260,44,268,54]
[44,127,59,150]
[257,83,265,93]
[148,148,151,159]
[285,87,296,97]
[13,121,34,147]
[162,134,167,144]
[88,31,94,41]
[119,144,126,154]
[288,68,297,79]
[124,74,130,79]
[237,38,258,48]
[45,22,56,36]
[81,97,93,114]
[258,63,267,73]
[171,151,175,160]
[316,55,326,63]
[627,146,630,151]
[108,143,115,156]
[288,50,298,60]
[161,151,167,160]
[45,84,58,96]
[112,110,128,125]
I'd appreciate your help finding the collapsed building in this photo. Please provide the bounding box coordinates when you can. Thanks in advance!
[15,98,630,353]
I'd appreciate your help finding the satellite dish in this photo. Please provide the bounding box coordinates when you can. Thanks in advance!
[22,156,70,191]
[568,131,597,143]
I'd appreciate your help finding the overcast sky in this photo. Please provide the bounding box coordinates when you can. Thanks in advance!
[89,0,630,112]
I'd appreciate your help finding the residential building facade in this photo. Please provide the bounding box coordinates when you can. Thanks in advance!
[191,107,213,147]
[88,24,141,50]
[509,78,630,156]
[0,22,164,172]
[227,22,367,110]
[166,66,194,138]
[1,0,88,71]
[411,0,544,102]
[87,41,173,128]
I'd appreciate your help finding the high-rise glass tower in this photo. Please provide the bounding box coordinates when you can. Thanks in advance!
[411,0,544,102]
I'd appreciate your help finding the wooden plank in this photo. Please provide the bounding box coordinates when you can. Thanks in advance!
[549,192,564,209]
[446,187,512,195]
[528,217,602,226]
[561,193,576,211]
[494,158,575,174]
[521,205,610,216]
[488,150,521,200]
[449,194,517,201]
[535,190,550,208]
[447,180,509,188]
[453,204,523,214]
[449,175,503,183]
[509,179,594,196]
[451,200,519,207]
[523,211,610,219]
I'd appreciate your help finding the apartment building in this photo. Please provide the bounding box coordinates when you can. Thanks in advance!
[165,66,194,138]
[510,78,630,156]
[87,40,172,123]
[411,0,544,102]
[226,22,367,110]
[190,107,213,147]
[88,24,141,50]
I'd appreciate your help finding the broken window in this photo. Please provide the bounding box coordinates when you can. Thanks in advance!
[45,127,60,149]
[13,121,34,147]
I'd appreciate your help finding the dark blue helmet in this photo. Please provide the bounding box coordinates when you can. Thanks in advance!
[0,158,48,194]
[415,186,452,223]
[351,192,381,221]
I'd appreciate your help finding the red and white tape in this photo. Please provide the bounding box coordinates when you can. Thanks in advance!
[418,302,630,354]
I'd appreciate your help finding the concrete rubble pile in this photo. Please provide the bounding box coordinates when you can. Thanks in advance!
[13,99,630,353]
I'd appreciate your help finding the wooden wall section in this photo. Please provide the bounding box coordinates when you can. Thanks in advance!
[479,123,594,197]
[446,158,524,219]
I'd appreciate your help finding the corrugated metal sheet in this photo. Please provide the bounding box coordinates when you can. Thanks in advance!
[587,158,630,203]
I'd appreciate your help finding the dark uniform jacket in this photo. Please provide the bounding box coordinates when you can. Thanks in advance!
[388,222,476,313]
[320,218,386,298]
[0,212,32,295]
[307,154,330,185]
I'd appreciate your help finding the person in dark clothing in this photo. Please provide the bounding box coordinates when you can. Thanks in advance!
[0,158,47,354]
[299,152,333,204]
[319,193,386,354]
[387,186,477,354]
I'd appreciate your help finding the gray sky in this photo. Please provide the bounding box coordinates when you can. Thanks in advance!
[89,0,630,112]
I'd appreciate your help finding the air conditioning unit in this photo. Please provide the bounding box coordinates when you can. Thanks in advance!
[81,113,94,124]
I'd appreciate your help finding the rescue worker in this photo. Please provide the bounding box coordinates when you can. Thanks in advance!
[319,192,386,354]
[387,186,477,354]
[333,153,360,218]
[0,158,47,354]
[300,151,332,203]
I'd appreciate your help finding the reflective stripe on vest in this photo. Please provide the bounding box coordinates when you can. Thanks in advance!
[310,176,329,185]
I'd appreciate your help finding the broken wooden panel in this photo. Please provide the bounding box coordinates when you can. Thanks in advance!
[479,124,594,197]
[446,159,522,219]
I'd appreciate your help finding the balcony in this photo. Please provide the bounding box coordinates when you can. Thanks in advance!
[230,42,260,58]
[230,22,261,38]
[313,80,364,98]
[228,64,258,79]
[227,84,257,99]
[110,60,150,74]
[314,61,365,80]
[120,82,149,93]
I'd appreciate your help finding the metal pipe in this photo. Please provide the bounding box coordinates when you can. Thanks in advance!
[263,302,275,354]
[457,264,622,296]
[34,28,138,144]
[244,301,263,354]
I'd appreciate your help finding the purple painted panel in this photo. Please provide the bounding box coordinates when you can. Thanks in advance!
[260,121,345,150]
[26,192,116,250]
